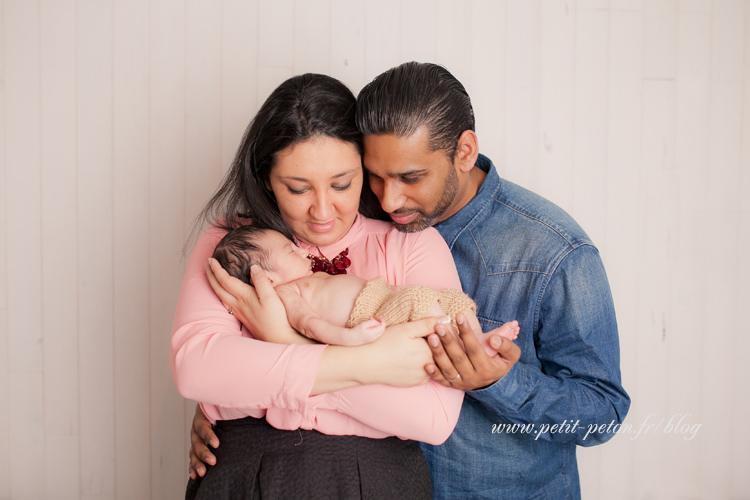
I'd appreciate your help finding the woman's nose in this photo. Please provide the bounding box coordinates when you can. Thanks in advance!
[310,191,333,219]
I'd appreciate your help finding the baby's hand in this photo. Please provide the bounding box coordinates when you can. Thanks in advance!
[345,318,386,346]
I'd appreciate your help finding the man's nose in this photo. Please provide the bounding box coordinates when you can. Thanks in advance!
[379,181,406,213]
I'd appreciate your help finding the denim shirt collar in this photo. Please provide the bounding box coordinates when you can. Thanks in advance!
[435,154,500,248]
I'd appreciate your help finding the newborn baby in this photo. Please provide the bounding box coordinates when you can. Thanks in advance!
[212,225,520,346]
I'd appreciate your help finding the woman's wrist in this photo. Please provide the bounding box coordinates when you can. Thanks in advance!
[309,319,442,395]
[310,344,372,395]
[252,323,316,345]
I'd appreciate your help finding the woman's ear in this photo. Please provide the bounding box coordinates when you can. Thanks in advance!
[454,130,479,173]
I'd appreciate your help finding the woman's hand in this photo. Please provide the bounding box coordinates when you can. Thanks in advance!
[206,258,310,344]
[188,404,218,480]
[364,317,445,387]
[311,316,451,395]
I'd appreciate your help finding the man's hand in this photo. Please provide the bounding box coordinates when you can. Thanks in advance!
[425,313,521,390]
[188,404,218,480]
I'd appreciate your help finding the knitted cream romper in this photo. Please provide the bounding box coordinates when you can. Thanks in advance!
[346,277,476,332]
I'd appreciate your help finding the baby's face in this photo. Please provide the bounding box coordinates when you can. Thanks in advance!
[262,231,314,285]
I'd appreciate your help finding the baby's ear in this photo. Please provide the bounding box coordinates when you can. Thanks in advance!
[264,269,281,288]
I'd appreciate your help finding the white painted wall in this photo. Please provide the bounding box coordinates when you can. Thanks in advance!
[1,0,747,498]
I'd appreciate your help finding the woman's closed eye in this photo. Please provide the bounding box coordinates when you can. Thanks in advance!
[332,182,352,192]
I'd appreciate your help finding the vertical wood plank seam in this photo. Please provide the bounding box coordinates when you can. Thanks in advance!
[569,1,578,193]
[73,0,81,493]
[735,2,746,491]
[146,1,153,496]
[603,3,611,244]
[109,1,118,496]
[506,1,512,177]
[0,0,8,495]
[75,0,83,495]
[35,0,47,491]
[183,0,188,245]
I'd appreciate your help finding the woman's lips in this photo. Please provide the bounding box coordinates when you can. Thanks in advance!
[307,220,336,232]
[390,212,418,225]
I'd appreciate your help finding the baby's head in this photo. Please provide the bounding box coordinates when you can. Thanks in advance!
[212,226,313,286]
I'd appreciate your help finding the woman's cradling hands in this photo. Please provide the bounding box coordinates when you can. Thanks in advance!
[206,258,305,344]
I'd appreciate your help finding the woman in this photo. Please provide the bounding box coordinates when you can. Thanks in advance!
[171,74,464,499]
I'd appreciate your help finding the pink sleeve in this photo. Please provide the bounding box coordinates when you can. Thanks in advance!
[180,224,464,444]
[271,227,464,445]
[170,226,328,422]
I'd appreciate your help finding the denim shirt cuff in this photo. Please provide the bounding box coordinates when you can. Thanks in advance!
[469,361,529,412]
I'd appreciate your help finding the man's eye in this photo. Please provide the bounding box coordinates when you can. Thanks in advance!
[401,176,422,184]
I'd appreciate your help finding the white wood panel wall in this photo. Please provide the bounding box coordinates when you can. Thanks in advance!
[1,0,747,498]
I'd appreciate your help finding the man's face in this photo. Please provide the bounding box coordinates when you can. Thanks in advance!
[362,128,459,233]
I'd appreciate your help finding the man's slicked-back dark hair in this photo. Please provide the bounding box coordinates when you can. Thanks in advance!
[356,62,475,159]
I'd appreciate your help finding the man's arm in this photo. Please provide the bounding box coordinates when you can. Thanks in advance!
[427,245,630,446]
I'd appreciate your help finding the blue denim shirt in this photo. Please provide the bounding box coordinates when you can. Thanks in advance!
[422,155,630,499]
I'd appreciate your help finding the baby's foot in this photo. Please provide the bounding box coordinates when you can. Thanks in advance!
[496,320,520,341]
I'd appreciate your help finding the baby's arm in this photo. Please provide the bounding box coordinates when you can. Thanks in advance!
[276,284,385,346]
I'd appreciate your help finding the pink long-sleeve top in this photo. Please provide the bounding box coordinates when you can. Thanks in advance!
[171,214,464,445]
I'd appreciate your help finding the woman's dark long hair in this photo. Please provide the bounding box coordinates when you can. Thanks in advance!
[191,73,387,247]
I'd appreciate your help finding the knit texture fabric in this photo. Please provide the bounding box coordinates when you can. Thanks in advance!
[347,277,476,332]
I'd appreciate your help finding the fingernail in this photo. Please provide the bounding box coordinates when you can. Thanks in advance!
[456,314,464,325]
[436,325,446,337]
[251,264,261,274]
[429,335,439,347]
[491,336,502,349]
[437,316,450,324]
[427,366,435,374]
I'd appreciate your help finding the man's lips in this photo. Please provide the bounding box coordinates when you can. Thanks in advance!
[307,220,336,232]
[390,212,418,225]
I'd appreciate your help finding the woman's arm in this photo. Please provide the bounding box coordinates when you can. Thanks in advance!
[171,226,329,420]
[260,227,465,443]
[172,226,445,421]
[304,227,465,444]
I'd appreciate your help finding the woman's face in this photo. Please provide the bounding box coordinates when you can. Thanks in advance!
[267,136,363,247]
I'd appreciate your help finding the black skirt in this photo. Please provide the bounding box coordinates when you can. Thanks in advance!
[185,416,432,500]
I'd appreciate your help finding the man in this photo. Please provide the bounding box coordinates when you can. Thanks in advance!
[190,62,630,499]
[355,62,629,499]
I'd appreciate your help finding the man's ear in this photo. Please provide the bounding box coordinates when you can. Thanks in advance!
[454,130,479,173]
